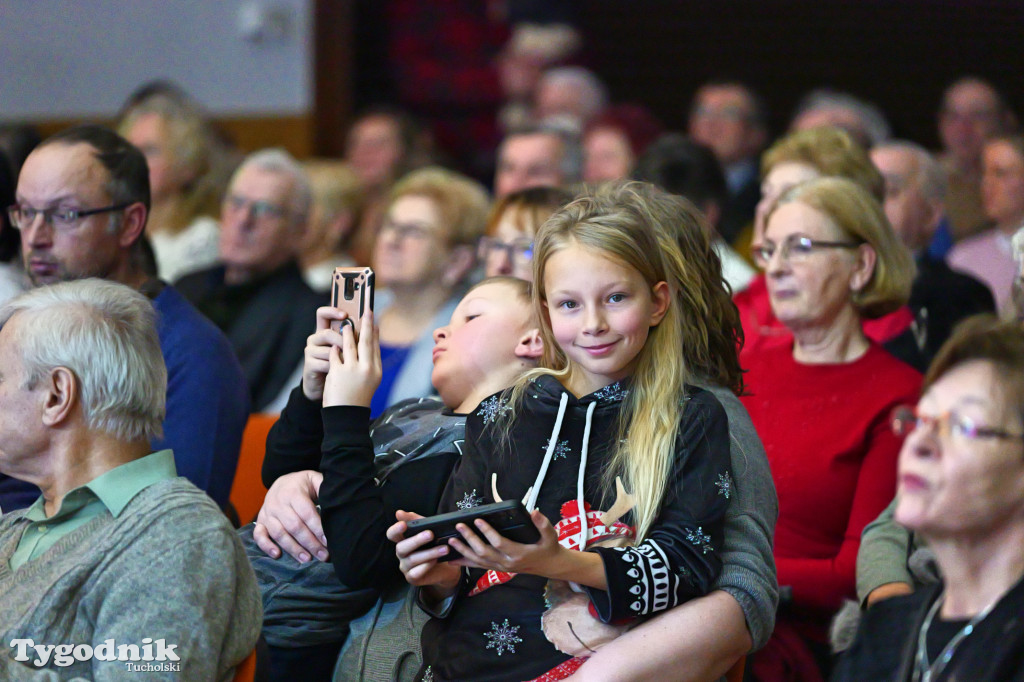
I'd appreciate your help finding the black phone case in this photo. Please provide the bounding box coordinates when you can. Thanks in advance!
[405,499,540,562]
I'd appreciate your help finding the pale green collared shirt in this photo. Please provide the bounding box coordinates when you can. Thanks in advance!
[9,450,177,571]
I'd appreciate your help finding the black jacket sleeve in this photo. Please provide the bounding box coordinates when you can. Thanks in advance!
[318,405,459,591]
[586,389,732,622]
[261,384,325,487]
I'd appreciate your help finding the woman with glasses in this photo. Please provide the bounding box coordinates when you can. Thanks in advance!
[741,176,921,681]
[370,166,489,419]
[834,315,1024,681]
[735,127,920,361]
[477,186,573,281]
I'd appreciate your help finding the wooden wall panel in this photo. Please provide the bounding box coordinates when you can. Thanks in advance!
[34,115,314,159]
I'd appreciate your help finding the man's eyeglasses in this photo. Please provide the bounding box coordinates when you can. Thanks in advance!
[478,236,534,266]
[8,203,132,231]
[890,405,1024,442]
[754,234,860,267]
[222,195,291,222]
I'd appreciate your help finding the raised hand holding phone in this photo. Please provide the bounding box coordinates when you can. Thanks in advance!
[323,308,381,408]
[301,306,349,401]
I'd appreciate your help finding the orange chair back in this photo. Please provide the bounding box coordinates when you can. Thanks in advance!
[232,648,257,682]
[726,655,745,682]
[229,413,278,526]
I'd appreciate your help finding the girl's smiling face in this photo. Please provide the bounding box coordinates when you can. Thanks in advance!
[543,242,669,397]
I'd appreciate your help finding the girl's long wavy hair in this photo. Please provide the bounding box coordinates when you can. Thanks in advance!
[501,181,741,540]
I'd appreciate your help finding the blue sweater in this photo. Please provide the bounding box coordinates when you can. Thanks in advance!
[150,285,249,507]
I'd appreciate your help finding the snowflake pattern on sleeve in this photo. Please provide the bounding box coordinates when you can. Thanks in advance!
[715,471,733,500]
[686,527,714,555]
[484,619,522,656]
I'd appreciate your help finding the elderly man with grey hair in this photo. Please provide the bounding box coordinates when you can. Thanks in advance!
[0,279,261,681]
[533,65,609,133]
[177,148,323,411]
[790,88,892,149]
[870,140,995,370]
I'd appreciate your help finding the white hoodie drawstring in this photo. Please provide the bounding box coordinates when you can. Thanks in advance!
[525,392,569,512]
[525,393,598,553]
[576,401,597,551]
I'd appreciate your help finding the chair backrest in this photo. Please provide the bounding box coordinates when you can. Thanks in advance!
[233,648,258,682]
[726,654,746,682]
[229,413,278,526]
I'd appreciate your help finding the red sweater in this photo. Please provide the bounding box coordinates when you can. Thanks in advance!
[740,341,921,615]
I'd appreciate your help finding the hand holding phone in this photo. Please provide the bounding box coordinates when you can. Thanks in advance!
[322,305,381,408]
[405,500,542,562]
[388,510,463,595]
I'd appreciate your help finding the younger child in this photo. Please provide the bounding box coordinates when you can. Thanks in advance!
[250,276,543,680]
[393,182,735,681]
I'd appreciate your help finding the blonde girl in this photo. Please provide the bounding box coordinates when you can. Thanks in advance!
[393,182,736,681]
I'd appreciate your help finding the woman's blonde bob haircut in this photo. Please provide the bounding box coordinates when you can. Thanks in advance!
[389,166,491,247]
[762,127,885,201]
[771,176,915,319]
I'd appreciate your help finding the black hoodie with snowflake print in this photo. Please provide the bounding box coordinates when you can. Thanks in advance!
[417,374,732,681]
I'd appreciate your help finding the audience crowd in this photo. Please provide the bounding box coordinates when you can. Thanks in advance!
[2,16,1024,682]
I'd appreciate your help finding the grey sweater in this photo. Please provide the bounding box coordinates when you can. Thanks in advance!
[705,384,780,652]
[0,478,262,681]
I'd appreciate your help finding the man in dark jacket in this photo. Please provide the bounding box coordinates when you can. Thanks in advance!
[176,148,323,411]
[873,141,996,370]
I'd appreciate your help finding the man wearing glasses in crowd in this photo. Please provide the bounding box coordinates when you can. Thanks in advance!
[176,149,323,413]
[2,125,249,513]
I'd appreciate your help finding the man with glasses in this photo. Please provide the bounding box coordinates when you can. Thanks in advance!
[2,125,249,514]
[688,81,769,245]
[176,149,322,412]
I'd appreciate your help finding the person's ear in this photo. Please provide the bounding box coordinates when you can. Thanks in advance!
[41,367,78,428]
[118,202,148,249]
[514,327,545,360]
[924,198,945,237]
[441,245,476,288]
[850,244,877,293]
[648,281,671,327]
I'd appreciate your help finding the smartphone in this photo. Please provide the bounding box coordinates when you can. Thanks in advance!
[331,266,375,335]
[405,499,540,562]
